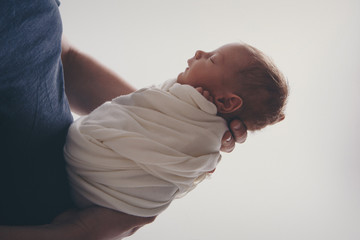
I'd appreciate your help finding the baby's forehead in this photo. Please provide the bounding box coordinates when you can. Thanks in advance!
[219,43,250,53]
[219,44,253,68]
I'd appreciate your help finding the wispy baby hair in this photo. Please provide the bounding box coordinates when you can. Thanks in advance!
[235,43,289,131]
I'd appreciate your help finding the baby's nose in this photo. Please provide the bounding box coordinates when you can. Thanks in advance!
[187,58,193,66]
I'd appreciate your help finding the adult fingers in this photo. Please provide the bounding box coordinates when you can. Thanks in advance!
[229,120,247,144]
[220,130,235,153]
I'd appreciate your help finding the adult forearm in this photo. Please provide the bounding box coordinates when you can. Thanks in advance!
[0,224,86,240]
[0,207,156,240]
[61,37,136,115]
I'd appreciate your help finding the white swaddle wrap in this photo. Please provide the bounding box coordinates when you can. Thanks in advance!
[64,79,228,217]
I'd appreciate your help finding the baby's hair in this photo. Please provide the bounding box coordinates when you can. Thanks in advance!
[234,43,289,131]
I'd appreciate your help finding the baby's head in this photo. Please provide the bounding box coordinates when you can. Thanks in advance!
[177,42,289,131]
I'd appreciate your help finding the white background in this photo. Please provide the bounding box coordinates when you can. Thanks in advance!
[60,0,360,239]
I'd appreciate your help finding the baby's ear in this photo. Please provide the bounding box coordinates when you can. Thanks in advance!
[215,93,243,113]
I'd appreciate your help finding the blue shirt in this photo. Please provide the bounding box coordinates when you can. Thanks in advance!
[0,0,74,225]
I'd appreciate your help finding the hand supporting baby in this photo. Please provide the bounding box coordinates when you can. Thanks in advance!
[195,87,247,152]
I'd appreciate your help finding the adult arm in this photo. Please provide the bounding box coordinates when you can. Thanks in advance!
[0,207,155,240]
[61,36,136,115]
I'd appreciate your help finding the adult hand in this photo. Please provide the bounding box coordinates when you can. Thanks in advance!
[53,206,156,240]
[220,119,248,153]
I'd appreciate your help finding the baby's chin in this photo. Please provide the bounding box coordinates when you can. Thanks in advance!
[176,72,184,83]
[176,66,189,84]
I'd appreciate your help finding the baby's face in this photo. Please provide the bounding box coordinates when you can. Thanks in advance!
[177,43,251,96]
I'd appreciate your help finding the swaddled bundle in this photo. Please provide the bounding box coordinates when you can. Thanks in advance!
[64,79,228,217]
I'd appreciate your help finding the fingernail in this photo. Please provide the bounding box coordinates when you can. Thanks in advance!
[226,135,232,142]
[233,122,241,130]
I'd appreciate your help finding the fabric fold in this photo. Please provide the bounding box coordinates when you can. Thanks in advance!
[64,79,228,217]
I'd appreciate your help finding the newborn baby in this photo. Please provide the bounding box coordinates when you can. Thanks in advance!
[64,42,289,217]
